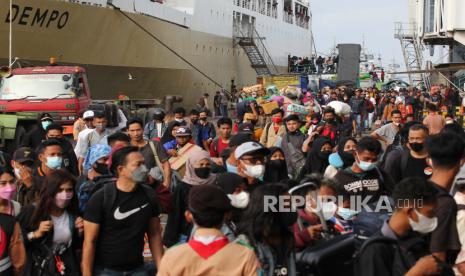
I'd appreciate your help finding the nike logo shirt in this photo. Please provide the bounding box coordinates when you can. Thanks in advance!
[84,184,160,271]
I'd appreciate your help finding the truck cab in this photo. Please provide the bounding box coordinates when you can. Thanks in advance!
[0,66,91,152]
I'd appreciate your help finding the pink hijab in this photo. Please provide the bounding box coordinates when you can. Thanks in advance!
[182,150,216,186]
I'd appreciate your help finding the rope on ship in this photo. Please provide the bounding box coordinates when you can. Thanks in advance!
[108,3,232,97]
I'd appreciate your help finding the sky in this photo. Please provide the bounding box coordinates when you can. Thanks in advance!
[311,0,409,69]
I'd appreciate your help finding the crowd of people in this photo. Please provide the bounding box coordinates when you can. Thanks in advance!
[0,83,465,275]
[288,55,338,74]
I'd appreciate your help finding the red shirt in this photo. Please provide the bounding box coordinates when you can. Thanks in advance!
[209,139,229,157]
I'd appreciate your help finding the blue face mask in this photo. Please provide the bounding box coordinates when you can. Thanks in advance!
[337,207,359,221]
[46,156,62,170]
[226,163,238,174]
[356,153,376,172]
[42,121,52,130]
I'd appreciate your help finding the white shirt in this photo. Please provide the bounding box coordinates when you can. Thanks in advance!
[74,128,94,157]
[51,212,72,247]
[75,129,110,158]
[156,123,163,138]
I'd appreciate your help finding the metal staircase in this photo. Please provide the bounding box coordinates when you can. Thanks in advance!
[394,22,431,90]
[235,27,279,75]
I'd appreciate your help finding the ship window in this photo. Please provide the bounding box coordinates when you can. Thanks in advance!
[424,0,435,33]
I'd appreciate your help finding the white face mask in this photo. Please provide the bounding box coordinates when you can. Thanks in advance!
[307,201,337,221]
[228,191,250,209]
[408,210,438,234]
[175,118,184,123]
[14,168,21,179]
[243,164,265,179]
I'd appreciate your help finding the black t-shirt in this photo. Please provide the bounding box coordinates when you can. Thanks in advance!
[427,184,460,264]
[84,184,160,270]
[139,141,169,169]
[384,150,430,184]
[404,155,429,180]
[334,168,394,201]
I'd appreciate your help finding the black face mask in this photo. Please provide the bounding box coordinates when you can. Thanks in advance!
[325,118,335,124]
[199,117,207,122]
[269,159,286,169]
[194,167,211,179]
[410,142,424,152]
[279,211,298,227]
[191,119,199,125]
[94,163,110,175]
[340,151,355,166]
[318,150,332,160]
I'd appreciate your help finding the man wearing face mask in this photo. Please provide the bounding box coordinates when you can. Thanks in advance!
[45,123,79,176]
[384,124,430,183]
[371,110,402,147]
[195,110,216,151]
[76,112,111,175]
[11,147,37,207]
[172,107,187,126]
[34,140,64,187]
[316,108,339,144]
[234,142,270,191]
[143,108,167,141]
[83,146,163,275]
[426,132,465,265]
[21,112,54,149]
[334,137,394,202]
[260,108,286,148]
[281,114,307,178]
[358,177,444,276]
[77,144,112,214]
[220,133,254,175]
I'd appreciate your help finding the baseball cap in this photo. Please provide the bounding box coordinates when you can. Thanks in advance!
[12,147,34,163]
[229,133,254,148]
[83,110,95,120]
[175,126,192,137]
[235,141,270,159]
[238,122,254,133]
[40,113,53,121]
[188,184,232,213]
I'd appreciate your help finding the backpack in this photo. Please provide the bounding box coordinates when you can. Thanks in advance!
[78,175,114,214]
[211,137,221,156]
[352,197,394,251]
[356,235,455,276]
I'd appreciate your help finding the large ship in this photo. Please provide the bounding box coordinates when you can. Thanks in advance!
[0,0,314,105]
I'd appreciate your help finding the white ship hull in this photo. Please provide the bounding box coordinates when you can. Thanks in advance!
[0,0,313,105]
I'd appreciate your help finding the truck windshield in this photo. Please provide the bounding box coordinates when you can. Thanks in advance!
[0,74,76,100]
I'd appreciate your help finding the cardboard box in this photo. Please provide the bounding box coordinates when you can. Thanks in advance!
[169,143,202,174]
[260,101,279,114]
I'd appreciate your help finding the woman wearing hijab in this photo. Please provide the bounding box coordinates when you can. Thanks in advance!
[160,121,181,145]
[162,150,216,247]
[264,147,289,183]
[300,137,332,179]
[324,137,357,179]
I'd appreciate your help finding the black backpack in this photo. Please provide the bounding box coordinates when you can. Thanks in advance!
[352,196,394,251]
[356,236,455,276]
[77,175,114,214]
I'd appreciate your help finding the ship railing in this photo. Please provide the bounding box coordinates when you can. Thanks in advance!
[251,27,279,75]
[283,13,293,24]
